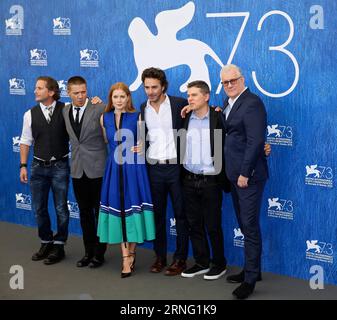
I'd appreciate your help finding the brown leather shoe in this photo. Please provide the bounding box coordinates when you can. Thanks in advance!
[165,259,187,276]
[150,257,167,273]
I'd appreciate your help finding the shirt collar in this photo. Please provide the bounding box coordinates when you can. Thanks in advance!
[228,87,248,106]
[190,109,209,120]
[72,98,88,110]
[40,100,56,110]
[146,94,169,109]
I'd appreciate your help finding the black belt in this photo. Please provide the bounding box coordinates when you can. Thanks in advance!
[33,156,68,167]
[148,158,177,164]
[184,171,217,181]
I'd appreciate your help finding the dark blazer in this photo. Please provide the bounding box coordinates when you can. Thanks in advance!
[222,88,268,182]
[181,107,231,191]
[140,95,188,163]
[62,102,107,179]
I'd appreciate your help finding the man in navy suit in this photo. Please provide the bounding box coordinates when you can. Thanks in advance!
[140,67,189,276]
[221,64,268,299]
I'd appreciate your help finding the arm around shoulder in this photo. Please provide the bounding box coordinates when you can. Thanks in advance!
[100,114,108,144]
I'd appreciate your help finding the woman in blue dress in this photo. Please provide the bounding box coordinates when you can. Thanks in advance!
[97,82,155,278]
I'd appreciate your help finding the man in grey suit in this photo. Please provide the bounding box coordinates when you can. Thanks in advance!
[63,76,107,268]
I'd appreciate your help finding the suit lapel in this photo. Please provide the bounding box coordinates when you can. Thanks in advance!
[79,101,93,141]
[221,98,229,130]
[168,95,178,130]
[226,88,251,124]
[140,103,145,122]
[66,104,78,141]
[209,108,217,158]
[180,112,191,163]
[223,98,229,110]
[183,112,192,130]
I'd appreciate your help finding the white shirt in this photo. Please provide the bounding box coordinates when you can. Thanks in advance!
[144,95,177,160]
[224,87,248,120]
[72,98,88,123]
[20,101,57,146]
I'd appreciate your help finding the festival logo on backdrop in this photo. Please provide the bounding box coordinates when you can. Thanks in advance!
[58,80,69,97]
[30,49,48,67]
[15,193,31,211]
[128,1,300,98]
[12,136,20,153]
[267,124,293,147]
[267,197,294,220]
[9,78,26,95]
[305,164,333,188]
[53,17,71,36]
[80,49,99,68]
[5,5,24,36]
[233,227,244,248]
[169,217,177,236]
[306,240,333,264]
[67,200,80,219]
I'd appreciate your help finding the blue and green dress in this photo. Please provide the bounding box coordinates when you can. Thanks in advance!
[97,111,155,244]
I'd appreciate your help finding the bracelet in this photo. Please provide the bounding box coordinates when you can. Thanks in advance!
[20,163,27,169]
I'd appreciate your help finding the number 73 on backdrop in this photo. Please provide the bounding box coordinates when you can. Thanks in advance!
[208,10,299,98]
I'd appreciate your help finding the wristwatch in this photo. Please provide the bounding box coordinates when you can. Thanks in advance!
[20,163,27,169]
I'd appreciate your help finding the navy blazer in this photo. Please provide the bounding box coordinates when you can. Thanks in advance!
[222,88,268,182]
[140,95,188,163]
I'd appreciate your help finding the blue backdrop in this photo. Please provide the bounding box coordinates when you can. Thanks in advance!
[1,0,336,285]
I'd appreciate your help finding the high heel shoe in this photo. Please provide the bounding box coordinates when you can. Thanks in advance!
[129,251,136,272]
[121,255,132,278]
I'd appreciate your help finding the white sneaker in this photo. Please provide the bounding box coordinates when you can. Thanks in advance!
[203,266,227,280]
[181,264,210,278]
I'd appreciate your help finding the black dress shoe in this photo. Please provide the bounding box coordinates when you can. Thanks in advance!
[227,270,262,283]
[77,255,93,267]
[32,243,53,261]
[43,244,65,265]
[88,257,104,268]
[232,282,255,299]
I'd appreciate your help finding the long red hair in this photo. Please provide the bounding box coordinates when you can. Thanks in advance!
[105,82,136,113]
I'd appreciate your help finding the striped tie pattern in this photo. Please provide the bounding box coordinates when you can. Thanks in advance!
[46,106,53,123]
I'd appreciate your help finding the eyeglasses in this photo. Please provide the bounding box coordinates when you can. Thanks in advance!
[221,76,242,87]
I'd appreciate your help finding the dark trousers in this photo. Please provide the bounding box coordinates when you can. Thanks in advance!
[72,172,106,259]
[183,174,226,267]
[230,180,266,284]
[147,164,189,261]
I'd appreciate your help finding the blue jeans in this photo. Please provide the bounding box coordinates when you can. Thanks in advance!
[30,158,70,244]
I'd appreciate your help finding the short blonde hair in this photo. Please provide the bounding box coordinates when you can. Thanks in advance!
[220,64,243,78]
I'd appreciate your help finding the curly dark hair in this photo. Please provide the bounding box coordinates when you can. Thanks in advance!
[141,67,168,93]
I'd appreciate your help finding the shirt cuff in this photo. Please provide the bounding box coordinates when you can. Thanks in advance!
[19,138,33,146]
